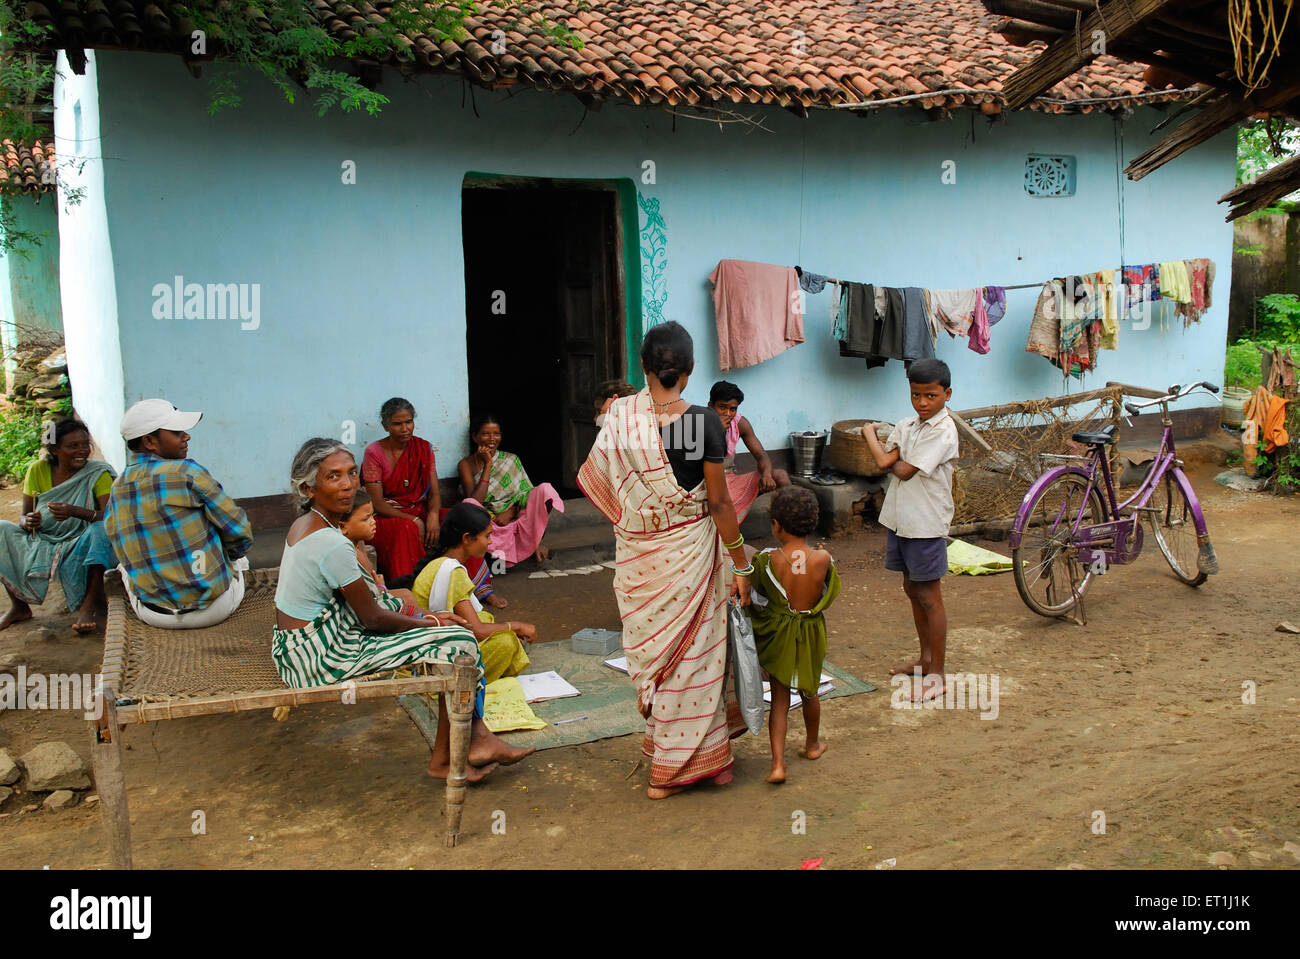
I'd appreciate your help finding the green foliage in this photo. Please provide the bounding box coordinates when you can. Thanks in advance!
[0,404,43,483]
[1256,293,1300,342]
[1238,118,1300,191]
[1224,339,1268,388]
[179,1,587,117]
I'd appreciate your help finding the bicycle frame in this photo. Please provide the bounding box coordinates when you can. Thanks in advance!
[1007,400,1211,570]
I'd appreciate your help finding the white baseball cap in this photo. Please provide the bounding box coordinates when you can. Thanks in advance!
[120,399,203,441]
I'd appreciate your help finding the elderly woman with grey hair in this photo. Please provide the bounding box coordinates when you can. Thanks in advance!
[273,438,533,781]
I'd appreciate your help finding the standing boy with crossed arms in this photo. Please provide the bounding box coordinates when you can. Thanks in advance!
[861,358,959,702]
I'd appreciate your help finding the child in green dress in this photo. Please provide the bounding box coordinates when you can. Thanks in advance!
[747,487,841,784]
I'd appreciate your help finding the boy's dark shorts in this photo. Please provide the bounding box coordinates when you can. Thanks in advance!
[884,530,948,582]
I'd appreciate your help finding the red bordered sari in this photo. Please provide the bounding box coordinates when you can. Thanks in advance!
[577,389,745,788]
[362,437,434,580]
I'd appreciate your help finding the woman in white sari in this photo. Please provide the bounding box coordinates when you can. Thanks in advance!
[578,322,753,799]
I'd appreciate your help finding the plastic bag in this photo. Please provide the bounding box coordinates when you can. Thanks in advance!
[728,601,764,736]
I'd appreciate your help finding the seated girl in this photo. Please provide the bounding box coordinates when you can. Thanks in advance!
[745,487,840,785]
[456,413,563,566]
[0,418,117,634]
[410,502,537,685]
[708,381,791,522]
[273,437,532,782]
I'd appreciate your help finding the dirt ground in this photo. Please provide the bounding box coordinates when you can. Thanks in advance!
[2,446,1298,870]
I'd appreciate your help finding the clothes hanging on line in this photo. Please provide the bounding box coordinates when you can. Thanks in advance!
[709,259,804,372]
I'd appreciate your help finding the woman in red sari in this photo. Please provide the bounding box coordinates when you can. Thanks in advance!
[362,398,440,581]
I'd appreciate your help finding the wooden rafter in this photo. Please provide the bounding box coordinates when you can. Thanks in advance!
[998,0,1181,110]
[1128,68,1300,179]
[1220,153,1300,220]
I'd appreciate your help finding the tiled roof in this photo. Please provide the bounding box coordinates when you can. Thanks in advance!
[0,140,56,194]
[22,0,1186,114]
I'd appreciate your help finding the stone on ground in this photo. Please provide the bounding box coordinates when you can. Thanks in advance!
[43,790,78,811]
[0,749,19,785]
[19,742,92,791]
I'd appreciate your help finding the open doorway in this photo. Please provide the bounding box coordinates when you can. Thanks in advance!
[461,177,628,497]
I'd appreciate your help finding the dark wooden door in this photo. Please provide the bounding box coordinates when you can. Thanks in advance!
[558,190,623,490]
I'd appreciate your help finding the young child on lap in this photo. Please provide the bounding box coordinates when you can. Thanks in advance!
[861,358,959,703]
[746,487,841,784]
[339,489,420,616]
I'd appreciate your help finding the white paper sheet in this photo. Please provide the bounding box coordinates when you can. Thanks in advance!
[517,671,582,702]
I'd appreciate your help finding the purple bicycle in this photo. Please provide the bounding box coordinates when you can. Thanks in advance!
[1009,382,1221,620]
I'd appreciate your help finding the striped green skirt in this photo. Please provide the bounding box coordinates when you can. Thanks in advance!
[272,590,484,707]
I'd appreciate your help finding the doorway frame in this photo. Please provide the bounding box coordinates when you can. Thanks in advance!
[461,172,643,388]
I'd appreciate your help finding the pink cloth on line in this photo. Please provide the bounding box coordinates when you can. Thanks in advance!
[708,259,804,372]
[969,287,991,355]
[482,483,564,566]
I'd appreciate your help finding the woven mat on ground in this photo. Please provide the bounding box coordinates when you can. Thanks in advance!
[456,643,875,752]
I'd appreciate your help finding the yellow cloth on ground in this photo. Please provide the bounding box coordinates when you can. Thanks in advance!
[947,539,1014,575]
[412,556,530,684]
[483,677,548,733]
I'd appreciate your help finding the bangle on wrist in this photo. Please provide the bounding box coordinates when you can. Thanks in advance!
[731,563,755,576]
[722,533,744,550]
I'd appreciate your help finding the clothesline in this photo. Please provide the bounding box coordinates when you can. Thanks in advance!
[812,274,1086,292]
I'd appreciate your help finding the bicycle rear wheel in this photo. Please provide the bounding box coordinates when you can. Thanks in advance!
[1147,472,1207,587]
[1012,473,1107,618]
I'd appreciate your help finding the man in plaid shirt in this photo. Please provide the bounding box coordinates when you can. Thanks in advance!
[104,399,254,629]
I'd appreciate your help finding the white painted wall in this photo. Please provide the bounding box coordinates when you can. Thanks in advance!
[53,51,126,469]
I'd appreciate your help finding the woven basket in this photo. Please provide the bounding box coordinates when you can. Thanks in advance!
[828,420,893,477]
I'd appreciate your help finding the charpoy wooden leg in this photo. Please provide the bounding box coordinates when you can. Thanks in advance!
[444,654,476,848]
[88,693,132,869]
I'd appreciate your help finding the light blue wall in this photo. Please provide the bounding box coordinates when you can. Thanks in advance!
[88,52,1233,498]
[1,198,63,331]
[1,197,62,390]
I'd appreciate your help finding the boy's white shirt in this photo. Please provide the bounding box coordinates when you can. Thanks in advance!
[879,407,959,538]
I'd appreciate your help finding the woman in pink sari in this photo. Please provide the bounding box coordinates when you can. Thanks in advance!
[362,398,440,581]
[578,322,753,799]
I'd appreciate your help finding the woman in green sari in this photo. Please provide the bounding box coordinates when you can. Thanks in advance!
[0,418,118,634]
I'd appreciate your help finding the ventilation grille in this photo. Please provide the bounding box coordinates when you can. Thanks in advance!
[1024,154,1077,197]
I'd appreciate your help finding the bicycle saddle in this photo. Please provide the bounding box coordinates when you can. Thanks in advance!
[1072,423,1117,446]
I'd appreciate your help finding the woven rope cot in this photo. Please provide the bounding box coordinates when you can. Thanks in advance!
[950,384,1129,528]
[89,567,479,867]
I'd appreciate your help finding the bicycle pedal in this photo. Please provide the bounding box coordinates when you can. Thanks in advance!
[1197,539,1219,575]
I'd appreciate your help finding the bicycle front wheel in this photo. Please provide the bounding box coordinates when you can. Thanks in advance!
[1147,472,1207,587]
[1012,473,1107,618]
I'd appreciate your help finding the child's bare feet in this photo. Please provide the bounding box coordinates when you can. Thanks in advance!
[911,673,946,702]
[427,757,499,782]
[534,544,550,563]
[485,593,509,609]
[799,741,828,760]
[889,660,924,676]
[766,763,786,784]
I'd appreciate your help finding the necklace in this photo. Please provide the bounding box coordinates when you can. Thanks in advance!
[652,396,683,409]
[310,507,340,530]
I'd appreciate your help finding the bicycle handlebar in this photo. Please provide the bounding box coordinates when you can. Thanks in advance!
[1123,382,1219,415]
